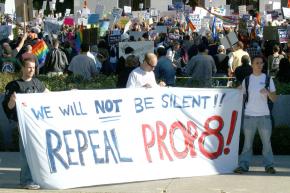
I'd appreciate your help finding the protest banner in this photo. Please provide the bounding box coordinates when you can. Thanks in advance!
[0,25,12,41]
[87,14,99,24]
[119,41,154,62]
[16,88,243,189]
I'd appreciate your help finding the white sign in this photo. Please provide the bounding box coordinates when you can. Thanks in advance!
[44,18,61,34]
[3,0,15,15]
[220,31,239,49]
[128,31,145,41]
[95,4,104,16]
[273,1,281,10]
[283,7,290,19]
[42,0,47,10]
[238,5,247,18]
[124,6,132,14]
[119,41,154,63]
[16,88,243,189]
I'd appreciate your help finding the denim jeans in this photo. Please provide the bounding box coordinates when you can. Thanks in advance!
[19,136,33,186]
[239,115,274,170]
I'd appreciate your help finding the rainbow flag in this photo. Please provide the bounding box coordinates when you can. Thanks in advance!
[185,16,196,32]
[32,39,49,65]
[75,30,83,53]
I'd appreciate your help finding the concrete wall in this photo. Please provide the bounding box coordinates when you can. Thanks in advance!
[1,94,290,149]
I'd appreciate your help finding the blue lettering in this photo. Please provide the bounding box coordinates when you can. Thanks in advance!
[104,130,118,163]
[63,130,78,166]
[134,98,144,113]
[95,99,122,114]
[31,106,53,120]
[110,129,133,162]
[88,130,104,164]
[144,97,154,109]
[46,129,69,173]
[75,130,88,166]
[182,96,191,108]
[161,94,169,108]
[201,96,210,109]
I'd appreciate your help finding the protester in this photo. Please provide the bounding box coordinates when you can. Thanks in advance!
[185,44,217,88]
[228,41,250,76]
[234,55,277,174]
[43,38,68,75]
[2,58,49,190]
[234,55,253,86]
[126,52,165,88]
[68,43,98,80]
[117,55,139,88]
[0,45,21,73]
[267,45,284,76]
[155,46,176,86]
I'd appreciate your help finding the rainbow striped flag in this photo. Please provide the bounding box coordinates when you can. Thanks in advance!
[32,39,49,65]
[75,30,83,53]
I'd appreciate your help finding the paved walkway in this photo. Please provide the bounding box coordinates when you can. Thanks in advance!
[0,152,290,193]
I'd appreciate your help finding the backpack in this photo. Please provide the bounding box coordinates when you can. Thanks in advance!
[244,75,273,111]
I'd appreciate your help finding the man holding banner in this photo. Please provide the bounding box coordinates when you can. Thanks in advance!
[2,58,49,189]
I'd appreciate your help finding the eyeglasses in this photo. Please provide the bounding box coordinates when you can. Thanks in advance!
[145,61,156,69]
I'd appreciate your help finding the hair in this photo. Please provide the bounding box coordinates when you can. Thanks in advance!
[52,38,59,47]
[81,43,90,52]
[21,58,36,67]
[273,45,280,53]
[251,55,264,63]
[241,55,250,65]
[198,43,207,53]
[157,47,166,57]
[236,41,244,49]
[125,55,139,67]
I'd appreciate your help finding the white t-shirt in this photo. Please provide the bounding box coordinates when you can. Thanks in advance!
[242,73,276,116]
[126,67,158,88]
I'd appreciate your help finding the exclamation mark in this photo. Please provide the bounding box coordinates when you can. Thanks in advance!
[213,94,218,107]
[224,111,238,155]
[219,93,226,107]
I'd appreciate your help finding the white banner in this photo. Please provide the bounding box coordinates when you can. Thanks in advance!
[16,88,243,189]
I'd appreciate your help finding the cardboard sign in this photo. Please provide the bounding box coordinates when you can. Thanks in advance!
[16,88,242,189]
[88,14,99,24]
[63,17,74,26]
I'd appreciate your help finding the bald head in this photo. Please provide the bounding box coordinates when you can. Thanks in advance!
[142,52,157,72]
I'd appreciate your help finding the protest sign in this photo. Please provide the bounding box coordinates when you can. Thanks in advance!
[278,27,288,43]
[95,4,104,16]
[108,35,121,46]
[128,31,145,41]
[188,14,201,32]
[220,32,238,49]
[44,19,61,34]
[88,14,99,24]
[238,5,247,18]
[42,0,47,10]
[99,20,110,37]
[63,17,74,26]
[155,26,167,34]
[124,6,132,14]
[16,88,242,189]
[119,41,154,62]
[0,25,12,41]
[282,7,290,19]
[65,9,71,16]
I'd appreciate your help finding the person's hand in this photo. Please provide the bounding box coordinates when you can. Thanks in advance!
[8,92,16,109]
[159,81,166,87]
[260,88,270,96]
[142,83,152,88]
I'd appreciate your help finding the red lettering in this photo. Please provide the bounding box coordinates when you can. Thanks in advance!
[142,124,155,162]
[169,121,188,159]
[186,121,198,157]
[156,121,173,161]
[198,116,224,159]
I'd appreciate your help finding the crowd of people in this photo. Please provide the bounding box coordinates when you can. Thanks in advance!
[1,11,290,189]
